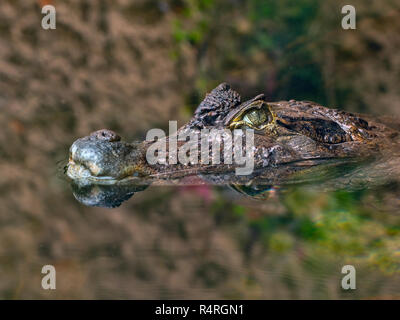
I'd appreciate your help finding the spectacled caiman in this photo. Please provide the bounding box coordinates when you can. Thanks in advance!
[65,83,400,206]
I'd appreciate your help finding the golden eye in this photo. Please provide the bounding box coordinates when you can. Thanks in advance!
[242,109,268,127]
[228,101,272,130]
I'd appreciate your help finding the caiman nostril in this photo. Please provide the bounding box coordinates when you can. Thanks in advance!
[90,129,121,142]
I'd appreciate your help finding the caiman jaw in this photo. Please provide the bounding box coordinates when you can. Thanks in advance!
[66,158,94,180]
[66,158,125,183]
[66,163,149,184]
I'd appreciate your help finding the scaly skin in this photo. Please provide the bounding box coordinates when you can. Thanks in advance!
[66,83,399,185]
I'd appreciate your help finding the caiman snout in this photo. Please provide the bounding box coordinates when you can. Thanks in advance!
[67,129,145,182]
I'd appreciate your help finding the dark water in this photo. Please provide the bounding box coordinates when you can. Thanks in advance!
[0,143,399,299]
[57,156,400,299]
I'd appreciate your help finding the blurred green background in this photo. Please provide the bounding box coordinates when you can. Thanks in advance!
[172,0,400,116]
[0,0,399,299]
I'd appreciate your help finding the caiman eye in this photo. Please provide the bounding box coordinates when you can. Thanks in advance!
[228,101,273,130]
[242,109,269,127]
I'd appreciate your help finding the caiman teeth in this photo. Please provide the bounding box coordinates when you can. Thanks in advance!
[66,160,119,183]
[66,160,92,180]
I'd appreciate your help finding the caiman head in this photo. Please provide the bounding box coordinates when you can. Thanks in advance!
[66,83,395,184]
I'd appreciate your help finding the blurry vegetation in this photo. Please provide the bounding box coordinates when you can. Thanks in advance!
[222,188,400,275]
[171,0,400,114]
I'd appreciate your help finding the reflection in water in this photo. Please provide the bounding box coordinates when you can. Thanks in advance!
[68,174,400,299]
[66,155,400,299]
[71,182,148,208]
[71,179,277,207]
